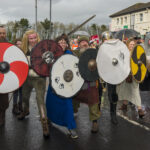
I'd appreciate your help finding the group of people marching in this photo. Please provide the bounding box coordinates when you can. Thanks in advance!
[0,25,148,139]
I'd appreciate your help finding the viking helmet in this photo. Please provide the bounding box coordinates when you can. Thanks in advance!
[101,31,113,42]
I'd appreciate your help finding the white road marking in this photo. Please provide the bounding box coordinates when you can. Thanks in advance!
[117,113,150,131]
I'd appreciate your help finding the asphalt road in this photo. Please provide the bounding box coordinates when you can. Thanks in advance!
[0,91,150,150]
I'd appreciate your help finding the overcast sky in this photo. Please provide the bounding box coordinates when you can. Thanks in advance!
[0,0,150,25]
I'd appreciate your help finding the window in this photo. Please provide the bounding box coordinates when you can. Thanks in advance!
[124,17,127,23]
[117,18,119,24]
[140,13,143,22]
[131,14,135,26]
[121,17,123,25]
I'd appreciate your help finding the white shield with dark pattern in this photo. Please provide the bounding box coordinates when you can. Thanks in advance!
[96,39,130,85]
[50,54,84,98]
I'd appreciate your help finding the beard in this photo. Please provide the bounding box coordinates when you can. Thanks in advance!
[79,48,87,54]
[0,38,7,42]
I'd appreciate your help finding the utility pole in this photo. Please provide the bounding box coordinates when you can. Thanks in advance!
[35,0,37,31]
[49,0,52,39]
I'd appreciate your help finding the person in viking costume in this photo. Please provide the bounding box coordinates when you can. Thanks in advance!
[117,38,145,118]
[73,36,101,133]
[46,34,78,139]
[140,33,150,91]
[17,30,50,138]
[12,38,23,115]
[101,31,119,125]
[142,34,150,73]
[0,26,9,127]
[143,33,150,56]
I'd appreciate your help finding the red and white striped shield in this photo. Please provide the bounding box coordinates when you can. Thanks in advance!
[0,43,29,93]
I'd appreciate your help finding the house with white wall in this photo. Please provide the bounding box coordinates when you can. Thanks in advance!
[109,2,150,36]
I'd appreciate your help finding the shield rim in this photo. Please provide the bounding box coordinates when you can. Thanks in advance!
[78,48,99,82]
[30,39,63,77]
[0,42,29,93]
[96,39,130,85]
[49,53,84,98]
[130,44,147,83]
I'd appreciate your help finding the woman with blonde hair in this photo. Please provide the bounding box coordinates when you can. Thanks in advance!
[17,29,50,138]
[117,38,145,118]
[21,29,40,54]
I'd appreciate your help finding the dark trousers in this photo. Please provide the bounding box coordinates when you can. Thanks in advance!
[13,87,22,105]
[107,84,118,104]
[0,94,9,111]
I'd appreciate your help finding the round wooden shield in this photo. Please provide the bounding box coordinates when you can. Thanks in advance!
[31,40,64,77]
[96,39,130,85]
[0,43,29,93]
[50,54,84,98]
[78,48,99,81]
[131,45,147,83]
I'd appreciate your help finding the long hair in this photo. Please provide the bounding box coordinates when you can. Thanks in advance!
[21,30,40,54]
[126,38,135,49]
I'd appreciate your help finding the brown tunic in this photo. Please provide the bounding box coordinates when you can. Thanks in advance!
[73,86,99,105]
[73,49,99,105]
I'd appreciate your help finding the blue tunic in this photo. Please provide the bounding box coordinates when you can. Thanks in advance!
[46,50,76,129]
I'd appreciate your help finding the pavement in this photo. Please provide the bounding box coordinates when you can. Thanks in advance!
[0,90,150,150]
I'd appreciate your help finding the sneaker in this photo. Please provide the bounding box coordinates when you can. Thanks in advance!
[91,121,99,133]
[68,129,78,139]
[17,111,29,120]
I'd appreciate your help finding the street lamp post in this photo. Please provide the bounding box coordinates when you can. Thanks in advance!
[49,0,52,39]
[35,0,37,31]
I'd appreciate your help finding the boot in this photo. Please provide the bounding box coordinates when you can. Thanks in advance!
[18,102,23,113]
[0,110,6,127]
[119,104,127,111]
[41,118,50,138]
[17,107,29,120]
[91,120,99,133]
[12,104,20,115]
[138,109,145,118]
[110,103,118,125]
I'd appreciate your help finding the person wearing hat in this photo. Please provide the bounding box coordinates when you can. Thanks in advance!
[101,31,119,125]
[73,36,101,133]
[78,36,89,49]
